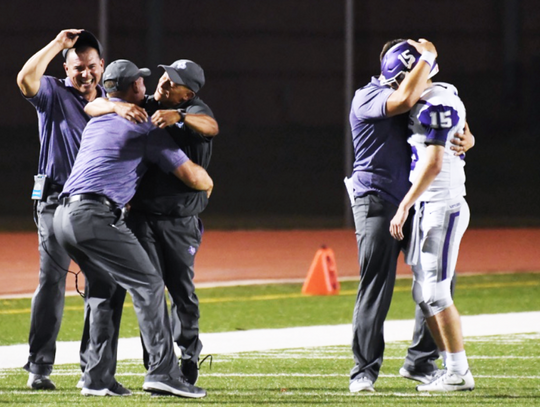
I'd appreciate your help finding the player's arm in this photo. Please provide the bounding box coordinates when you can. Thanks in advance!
[386,39,437,117]
[84,97,148,123]
[17,29,83,98]
[389,145,444,241]
[152,110,219,137]
[172,159,214,197]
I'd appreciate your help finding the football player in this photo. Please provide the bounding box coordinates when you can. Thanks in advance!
[389,41,475,392]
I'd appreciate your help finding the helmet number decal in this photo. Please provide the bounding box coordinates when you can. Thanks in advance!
[398,50,416,70]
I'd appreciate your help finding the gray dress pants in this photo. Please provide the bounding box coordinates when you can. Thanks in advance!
[53,200,182,389]
[24,192,91,376]
[350,194,438,383]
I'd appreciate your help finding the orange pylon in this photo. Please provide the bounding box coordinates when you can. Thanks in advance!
[301,246,340,295]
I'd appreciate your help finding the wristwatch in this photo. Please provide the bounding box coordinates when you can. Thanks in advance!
[177,109,186,123]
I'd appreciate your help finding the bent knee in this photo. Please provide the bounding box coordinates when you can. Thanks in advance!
[426,296,453,316]
[413,280,453,317]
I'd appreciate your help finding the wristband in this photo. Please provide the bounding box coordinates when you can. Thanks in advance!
[419,51,436,68]
[177,109,186,123]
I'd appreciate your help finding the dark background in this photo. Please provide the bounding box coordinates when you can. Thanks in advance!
[1,0,539,230]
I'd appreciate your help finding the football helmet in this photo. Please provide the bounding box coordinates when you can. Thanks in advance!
[380,41,439,88]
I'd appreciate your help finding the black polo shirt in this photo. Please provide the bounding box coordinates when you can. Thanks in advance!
[130,95,214,216]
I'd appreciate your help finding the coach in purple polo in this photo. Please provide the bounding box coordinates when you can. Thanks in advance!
[346,39,440,393]
[346,39,474,392]
[16,29,106,390]
[54,59,212,398]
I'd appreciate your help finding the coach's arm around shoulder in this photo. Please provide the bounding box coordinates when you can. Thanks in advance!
[85,97,149,123]
[173,160,214,198]
[17,29,82,97]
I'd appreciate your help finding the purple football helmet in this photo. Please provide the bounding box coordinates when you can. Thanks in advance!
[380,41,438,88]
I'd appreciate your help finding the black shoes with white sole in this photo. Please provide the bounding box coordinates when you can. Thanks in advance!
[81,381,132,396]
[27,373,56,390]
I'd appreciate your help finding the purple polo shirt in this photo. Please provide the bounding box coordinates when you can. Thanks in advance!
[62,101,189,207]
[25,76,105,186]
[348,76,411,206]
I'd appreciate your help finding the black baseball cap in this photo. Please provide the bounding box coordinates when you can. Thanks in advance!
[103,59,151,92]
[158,59,205,93]
[62,30,103,60]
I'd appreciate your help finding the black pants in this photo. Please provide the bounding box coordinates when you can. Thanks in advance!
[54,200,182,389]
[350,194,438,383]
[127,210,203,366]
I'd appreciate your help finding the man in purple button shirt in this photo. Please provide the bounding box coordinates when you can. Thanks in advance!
[54,59,212,398]
[17,28,105,391]
[346,38,474,392]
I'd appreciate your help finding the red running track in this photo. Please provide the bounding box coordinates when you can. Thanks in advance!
[1,228,539,296]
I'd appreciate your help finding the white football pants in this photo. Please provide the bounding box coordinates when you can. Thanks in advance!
[411,196,470,316]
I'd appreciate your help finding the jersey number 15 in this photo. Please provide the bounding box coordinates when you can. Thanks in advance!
[429,110,452,129]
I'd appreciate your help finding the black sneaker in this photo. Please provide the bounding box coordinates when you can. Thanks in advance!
[181,355,213,385]
[27,373,56,390]
[181,360,199,385]
[143,377,206,398]
[81,381,132,396]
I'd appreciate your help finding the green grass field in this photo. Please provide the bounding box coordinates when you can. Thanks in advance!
[0,272,539,406]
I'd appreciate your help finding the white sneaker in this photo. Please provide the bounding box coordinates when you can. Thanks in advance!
[76,375,84,389]
[349,377,375,392]
[416,369,475,392]
[399,367,443,384]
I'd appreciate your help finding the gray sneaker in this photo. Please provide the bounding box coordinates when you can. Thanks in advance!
[143,377,207,398]
[416,369,475,392]
[81,381,132,396]
[399,367,443,384]
[27,373,56,390]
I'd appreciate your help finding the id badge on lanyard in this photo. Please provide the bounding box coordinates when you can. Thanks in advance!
[31,174,49,200]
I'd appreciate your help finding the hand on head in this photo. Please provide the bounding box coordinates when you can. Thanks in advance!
[407,38,437,58]
[56,29,84,50]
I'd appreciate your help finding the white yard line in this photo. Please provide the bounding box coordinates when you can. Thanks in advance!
[1,311,539,370]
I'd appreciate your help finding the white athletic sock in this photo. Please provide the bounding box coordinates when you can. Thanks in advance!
[446,351,469,375]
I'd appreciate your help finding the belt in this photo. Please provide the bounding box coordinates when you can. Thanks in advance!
[62,193,116,210]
